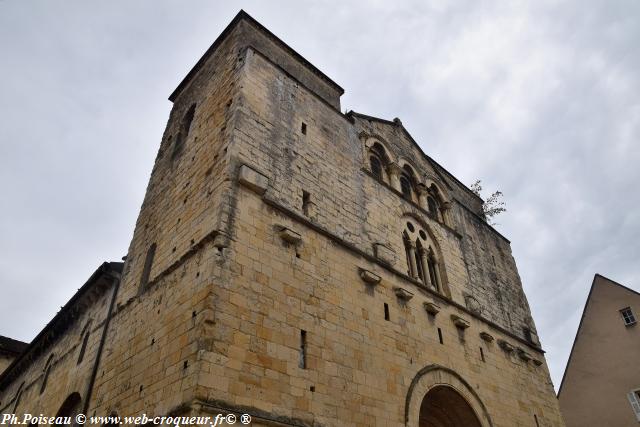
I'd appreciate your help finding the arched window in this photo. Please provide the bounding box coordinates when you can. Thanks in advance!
[403,220,444,294]
[368,142,390,183]
[400,175,412,199]
[427,196,438,217]
[400,165,418,202]
[172,103,196,161]
[40,354,54,394]
[102,412,119,427]
[370,155,383,181]
[425,183,448,224]
[54,392,82,425]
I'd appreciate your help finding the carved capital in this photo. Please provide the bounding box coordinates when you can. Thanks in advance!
[416,183,429,195]
[386,162,402,176]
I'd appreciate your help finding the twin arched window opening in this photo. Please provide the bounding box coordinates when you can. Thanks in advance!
[367,142,449,227]
[403,222,442,293]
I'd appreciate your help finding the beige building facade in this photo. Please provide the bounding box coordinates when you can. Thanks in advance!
[0,11,565,426]
[558,274,640,427]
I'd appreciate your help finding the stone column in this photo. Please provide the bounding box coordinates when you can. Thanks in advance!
[433,260,443,293]
[419,247,433,289]
[387,163,402,193]
[416,184,429,211]
[406,239,418,279]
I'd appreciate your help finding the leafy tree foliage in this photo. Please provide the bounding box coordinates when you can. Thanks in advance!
[470,180,506,225]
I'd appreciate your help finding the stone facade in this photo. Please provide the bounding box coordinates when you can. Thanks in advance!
[0,10,565,427]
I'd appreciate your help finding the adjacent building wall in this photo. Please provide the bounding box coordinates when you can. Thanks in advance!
[559,275,640,427]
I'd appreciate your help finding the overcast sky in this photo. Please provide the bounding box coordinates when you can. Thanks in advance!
[1,0,638,391]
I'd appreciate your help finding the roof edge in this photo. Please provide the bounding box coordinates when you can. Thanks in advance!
[0,262,123,390]
[593,273,640,297]
[169,10,344,102]
[346,111,486,204]
[0,336,28,357]
[557,274,599,397]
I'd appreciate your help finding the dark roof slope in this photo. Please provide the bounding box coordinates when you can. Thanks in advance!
[0,337,27,357]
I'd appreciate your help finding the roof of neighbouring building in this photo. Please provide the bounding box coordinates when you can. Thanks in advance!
[0,336,28,357]
[0,261,123,390]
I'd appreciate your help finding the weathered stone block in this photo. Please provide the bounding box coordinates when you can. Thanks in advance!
[451,314,470,329]
[393,287,414,301]
[278,226,302,244]
[423,301,441,316]
[373,243,396,266]
[479,331,495,342]
[238,164,269,195]
[359,268,381,285]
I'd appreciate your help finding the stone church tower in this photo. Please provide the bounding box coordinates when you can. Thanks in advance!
[0,10,565,427]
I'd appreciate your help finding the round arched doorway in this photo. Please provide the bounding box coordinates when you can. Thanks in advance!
[418,385,482,427]
[405,365,492,427]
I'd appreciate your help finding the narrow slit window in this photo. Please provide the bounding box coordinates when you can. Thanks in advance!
[140,243,157,290]
[77,329,90,364]
[438,328,443,344]
[384,303,390,321]
[302,191,310,216]
[480,347,485,362]
[301,122,307,135]
[299,330,307,369]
